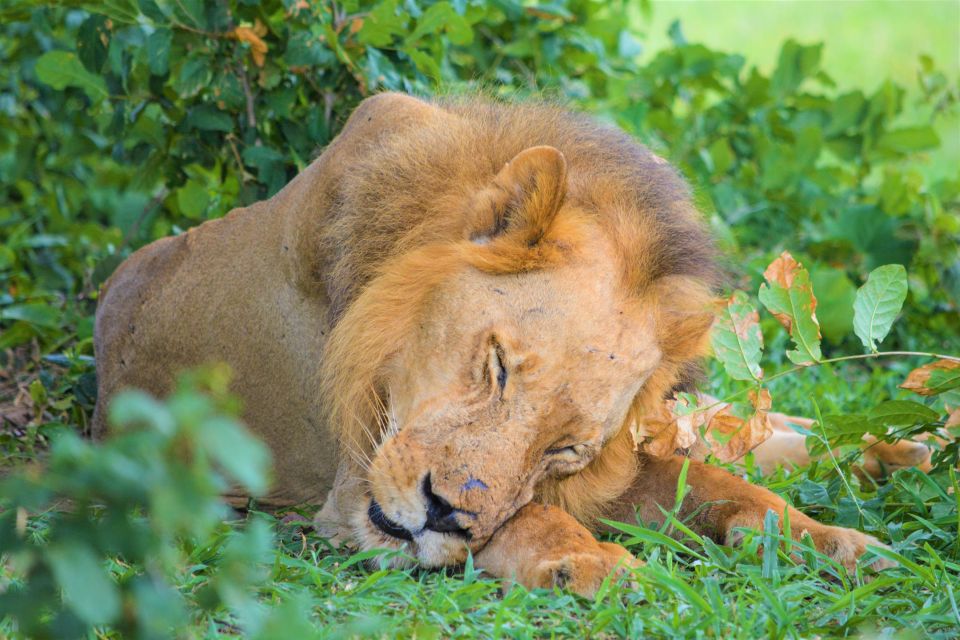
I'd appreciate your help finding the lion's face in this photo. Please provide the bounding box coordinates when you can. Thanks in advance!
[353,243,662,565]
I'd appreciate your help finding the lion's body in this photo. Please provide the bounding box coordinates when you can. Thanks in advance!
[95,94,893,592]
[94,151,337,506]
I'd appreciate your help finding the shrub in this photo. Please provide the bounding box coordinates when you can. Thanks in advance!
[0,366,275,638]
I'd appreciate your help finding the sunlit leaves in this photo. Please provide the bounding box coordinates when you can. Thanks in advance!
[34,50,108,101]
[758,252,822,366]
[358,0,408,47]
[876,126,940,154]
[853,264,908,352]
[711,291,764,382]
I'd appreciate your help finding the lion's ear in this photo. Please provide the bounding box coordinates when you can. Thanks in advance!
[471,146,567,245]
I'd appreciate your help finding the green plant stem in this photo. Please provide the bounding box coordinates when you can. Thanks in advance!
[764,351,960,387]
[709,350,960,411]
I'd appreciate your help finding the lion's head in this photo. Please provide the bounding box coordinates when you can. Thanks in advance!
[317,95,716,566]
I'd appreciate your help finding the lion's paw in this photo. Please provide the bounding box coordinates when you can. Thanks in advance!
[526,542,640,597]
[803,524,895,575]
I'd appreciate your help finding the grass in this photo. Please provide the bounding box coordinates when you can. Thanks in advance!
[161,443,960,637]
[634,0,960,181]
[217,482,960,639]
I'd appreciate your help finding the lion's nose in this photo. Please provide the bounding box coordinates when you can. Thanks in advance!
[422,473,472,538]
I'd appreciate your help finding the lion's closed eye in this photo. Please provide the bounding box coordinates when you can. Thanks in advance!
[544,443,584,458]
[482,336,508,399]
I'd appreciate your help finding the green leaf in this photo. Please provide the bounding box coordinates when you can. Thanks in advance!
[825,90,865,136]
[711,291,764,381]
[34,51,108,101]
[758,254,822,366]
[853,264,907,352]
[445,12,473,45]
[406,1,454,45]
[132,576,187,637]
[868,400,939,428]
[1,302,60,329]
[407,49,441,80]
[47,541,121,625]
[146,27,172,76]
[876,126,940,154]
[358,0,408,47]
[187,105,234,132]
[761,509,780,581]
[707,138,734,175]
[137,0,167,22]
[172,56,211,98]
[816,414,879,450]
[197,417,271,496]
[771,40,822,97]
[108,390,176,436]
[176,179,209,219]
[76,14,110,73]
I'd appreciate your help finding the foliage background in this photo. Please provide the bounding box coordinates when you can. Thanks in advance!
[1,0,959,637]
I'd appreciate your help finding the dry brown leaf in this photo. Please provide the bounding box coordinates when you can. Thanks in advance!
[899,359,960,396]
[705,388,773,462]
[633,400,679,457]
[761,251,818,333]
[231,20,269,67]
[763,251,801,288]
[636,393,721,457]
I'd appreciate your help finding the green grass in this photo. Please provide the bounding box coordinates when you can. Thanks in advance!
[634,0,960,180]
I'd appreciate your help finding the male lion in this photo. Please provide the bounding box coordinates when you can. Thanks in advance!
[94,94,893,595]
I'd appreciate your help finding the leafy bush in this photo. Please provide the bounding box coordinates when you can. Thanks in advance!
[0,366,277,638]
[601,29,959,352]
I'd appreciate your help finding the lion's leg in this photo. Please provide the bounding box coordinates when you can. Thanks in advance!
[475,503,640,597]
[694,394,932,477]
[608,454,892,572]
[763,412,932,477]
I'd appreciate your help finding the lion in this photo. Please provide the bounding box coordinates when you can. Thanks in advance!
[94,93,897,596]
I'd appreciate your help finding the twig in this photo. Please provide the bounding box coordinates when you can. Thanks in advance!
[237,64,257,133]
[225,134,248,183]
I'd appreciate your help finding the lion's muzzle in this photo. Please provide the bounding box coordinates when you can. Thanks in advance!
[368,473,474,542]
